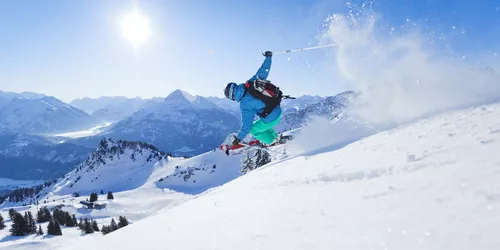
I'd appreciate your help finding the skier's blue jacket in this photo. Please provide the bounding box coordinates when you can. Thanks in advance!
[234,56,282,140]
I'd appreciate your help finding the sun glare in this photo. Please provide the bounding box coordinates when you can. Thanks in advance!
[121,9,151,49]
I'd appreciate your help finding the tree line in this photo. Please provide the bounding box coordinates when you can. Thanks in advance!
[0,180,57,205]
[1,207,129,237]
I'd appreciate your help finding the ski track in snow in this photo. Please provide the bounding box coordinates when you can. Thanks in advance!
[1,104,500,249]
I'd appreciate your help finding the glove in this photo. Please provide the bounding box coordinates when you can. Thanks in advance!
[232,137,241,146]
[262,51,273,57]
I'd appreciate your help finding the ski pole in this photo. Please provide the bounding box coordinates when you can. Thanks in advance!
[272,44,337,55]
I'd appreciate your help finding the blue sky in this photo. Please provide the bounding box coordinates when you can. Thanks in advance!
[0,0,498,102]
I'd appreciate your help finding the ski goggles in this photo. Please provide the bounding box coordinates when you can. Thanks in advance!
[224,82,236,100]
[229,83,236,100]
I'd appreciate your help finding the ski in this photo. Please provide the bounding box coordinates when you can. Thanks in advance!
[220,135,294,156]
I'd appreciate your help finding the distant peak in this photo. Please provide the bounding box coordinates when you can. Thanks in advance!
[20,91,46,100]
[166,89,197,103]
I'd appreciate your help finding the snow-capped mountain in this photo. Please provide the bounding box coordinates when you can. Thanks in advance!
[52,138,168,195]
[0,91,46,107]
[0,91,100,134]
[80,90,240,155]
[280,95,325,114]
[70,96,163,123]
[277,91,356,132]
[0,132,94,180]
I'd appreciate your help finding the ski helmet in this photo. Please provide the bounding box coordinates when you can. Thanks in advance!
[224,83,236,100]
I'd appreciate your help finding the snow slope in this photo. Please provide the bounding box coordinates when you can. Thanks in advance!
[22,102,497,250]
[0,136,254,249]
[51,139,169,196]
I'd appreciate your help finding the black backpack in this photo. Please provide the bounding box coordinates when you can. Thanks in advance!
[244,78,294,118]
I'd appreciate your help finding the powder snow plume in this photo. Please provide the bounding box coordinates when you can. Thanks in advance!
[291,2,500,154]
[325,5,500,128]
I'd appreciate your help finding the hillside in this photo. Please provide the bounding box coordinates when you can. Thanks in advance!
[66,103,499,250]
[1,101,498,250]
[52,138,169,196]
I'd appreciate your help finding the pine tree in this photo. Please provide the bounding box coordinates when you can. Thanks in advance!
[47,220,62,236]
[72,215,78,227]
[37,225,44,235]
[36,208,45,223]
[255,149,271,167]
[118,216,129,228]
[52,209,66,225]
[26,211,37,234]
[107,191,114,200]
[8,209,16,220]
[53,221,62,235]
[101,225,111,235]
[0,214,5,230]
[46,220,54,235]
[42,207,52,222]
[241,151,256,174]
[110,218,118,232]
[91,220,100,232]
[64,212,75,227]
[23,212,29,234]
[100,189,104,195]
[89,193,98,202]
[78,218,84,230]
[82,218,94,234]
[10,212,27,236]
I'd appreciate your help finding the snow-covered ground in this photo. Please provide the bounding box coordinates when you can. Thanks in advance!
[2,101,498,249]
[0,138,249,249]
[0,187,188,249]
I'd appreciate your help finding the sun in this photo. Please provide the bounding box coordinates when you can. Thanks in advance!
[121,9,151,49]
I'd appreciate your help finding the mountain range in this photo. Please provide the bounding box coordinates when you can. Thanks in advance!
[0,132,94,180]
[0,89,350,181]
[70,96,164,123]
[0,91,99,134]
[83,90,241,155]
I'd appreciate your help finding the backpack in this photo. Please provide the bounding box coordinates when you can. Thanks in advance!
[244,78,293,118]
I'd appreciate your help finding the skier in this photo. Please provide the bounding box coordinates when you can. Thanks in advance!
[223,51,282,148]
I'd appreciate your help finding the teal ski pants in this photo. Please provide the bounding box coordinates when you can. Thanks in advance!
[250,115,281,144]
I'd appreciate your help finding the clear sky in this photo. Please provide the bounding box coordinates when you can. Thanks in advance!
[0,0,498,102]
